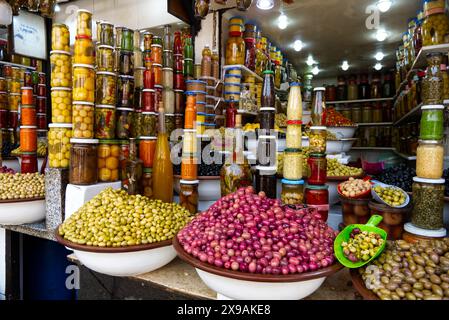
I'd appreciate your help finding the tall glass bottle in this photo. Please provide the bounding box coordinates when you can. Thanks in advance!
[201,45,212,77]
[152,106,174,203]
[311,87,326,126]
[261,70,275,108]
[125,138,143,195]
[211,50,220,79]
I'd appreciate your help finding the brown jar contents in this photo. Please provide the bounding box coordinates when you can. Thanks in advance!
[69,138,99,185]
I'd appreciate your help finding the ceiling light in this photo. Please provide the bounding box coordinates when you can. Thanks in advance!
[376,0,393,13]
[374,63,382,70]
[376,29,388,41]
[312,66,320,75]
[293,40,303,52]
[341,61,349,71]
[306,56,316,66]
[256,0,274,10]
[375,52,384,61]
[54,4,61,12]
[278,13,288,29]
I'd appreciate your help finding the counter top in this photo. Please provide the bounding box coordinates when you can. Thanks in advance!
[0,220,56,241]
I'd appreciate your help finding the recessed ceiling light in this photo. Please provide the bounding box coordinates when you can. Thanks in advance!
[278,14,288,29]
[341,61,349,71]
[375,52,384,61]
[306,56,316,66]
[374,63,382,70]
[54,4,61,12]
[312,66,320,75]
[376,29,388,41]
[256,0,274,10]
[377,0,393,13]
[294,40,303,52]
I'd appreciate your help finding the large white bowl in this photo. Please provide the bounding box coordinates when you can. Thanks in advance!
[327,126,358,139]
[302,138,357,154]
[174,176,221,202]
[0,198,45,225]
[56,233,177,277]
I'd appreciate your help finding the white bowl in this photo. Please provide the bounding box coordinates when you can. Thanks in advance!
[327,126,358,139]
[174,176,221,202]
[0,198,45,225]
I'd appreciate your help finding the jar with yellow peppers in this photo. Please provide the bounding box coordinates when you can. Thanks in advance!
[309,126,327,154]
[96,45,115,72]
[51,24,70,52]
[51,87,72,123]
[76,9,92,37]
[226,33,245,65]
[74,35,94,65]
[97,140,121,182]
[48,123,72,168]
[73,64,95,102]
[95,71,117,105]
[50,50,72,87]
[422,0,449,46]
[72,101,94,138]
[99,22,114,46]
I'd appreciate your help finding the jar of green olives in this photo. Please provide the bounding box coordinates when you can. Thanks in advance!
[411,177,445,230]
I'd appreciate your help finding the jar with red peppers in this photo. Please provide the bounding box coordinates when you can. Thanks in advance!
[305,184,329,221]
[307,154,327,185]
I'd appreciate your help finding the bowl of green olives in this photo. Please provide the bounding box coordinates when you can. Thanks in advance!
[372,182,409,208]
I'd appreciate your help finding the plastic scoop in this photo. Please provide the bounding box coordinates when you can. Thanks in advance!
[371,180,410,208]
[334,215,387,269]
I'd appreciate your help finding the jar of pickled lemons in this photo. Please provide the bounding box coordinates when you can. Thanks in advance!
[72,101,94,138]
[51,87,72,123]
[96,71,117,105]
[96,45,115,72]
[51,23,70,52]
[76,9,92,37]
[73,64,95,102]
[50,50,72,87]
[74,35,95,65]
[97,139,121,182]
[422,3,449,46]
[48,123,73,168]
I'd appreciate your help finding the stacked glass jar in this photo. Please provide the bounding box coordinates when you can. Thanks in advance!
[408,51,447,238]
[161,25,175,138]
[199,45,217,129]
[19,86,38,173]
[226,16,245,66]
[49,23,73,172]
[173,31,185,130]
[255,70,277,199]
[305,87,329,221]
[422,0,449,46]
[281,83,304,206]
[180,92,199,214]
[183,35,194,80]
[186,80,206,134]
[69,9,99,185]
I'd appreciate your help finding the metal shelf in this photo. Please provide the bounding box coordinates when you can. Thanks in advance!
[393,103,423,126]
[0,60,36,71]
[327,97,393,105]
[356,122,393,126]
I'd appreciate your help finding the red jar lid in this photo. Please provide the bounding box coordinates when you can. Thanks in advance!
[287,120,302,125]
[75,34,92,40]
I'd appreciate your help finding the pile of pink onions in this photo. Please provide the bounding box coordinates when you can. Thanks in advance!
[177,187,337,275]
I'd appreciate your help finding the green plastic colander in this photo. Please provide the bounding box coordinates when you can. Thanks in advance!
[334,215,387,269]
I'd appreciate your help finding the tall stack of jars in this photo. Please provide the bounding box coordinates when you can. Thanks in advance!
[184,35,194,80]
[255,70,276,199]
[179,92,198,214]
[199,45,217,130]
[186,80,206,134]
[133,30,144,138]
[162,25,175,138]
[281,83,304,206]
[69,9,99,185]
[173,31,186,130]
[409,51,447,237]
[49,23,73,172]
[305,87,329,221]
[19,86,38,173]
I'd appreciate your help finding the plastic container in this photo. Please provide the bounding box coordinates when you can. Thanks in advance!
[50,50,72,87]
[72,101,94,138]
[20,125,37,152]
[139,136,157,168]
[416,139,444,179]
[281,179,305,205]
[74,35,94,65]
[97,140,120,182]
[51,87,72,123]
[368,200,411,240]
[419,104,444,140]
[307,153,327,185]
[411,177,445,230]
[73,64,95,102]
[69,138,99,185]
[96,45,114,72]
[48,123,72,168]
[94,105,116,139]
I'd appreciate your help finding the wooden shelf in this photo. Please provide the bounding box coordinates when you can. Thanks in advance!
[356,122,393,126]
[393,103,423,126]
[0,60,36,71]
[327,97,393,105]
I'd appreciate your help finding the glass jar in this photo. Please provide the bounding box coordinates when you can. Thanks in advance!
[257,135,276,166]
[51,24,70,52]
[142,89,155,112]
[21,87,33,105]
[175,114,184,129]
[50,50,72,87]
[141,112,157,136]
[73,64,95,102]
[307,153,327,185]
[132,110,142,138]
[184,59,194,78]
[411,177,445,230]
[163,51,173,69]
[121,28,134,51]
[36,113,46,130]
[163,88,175,114]
[70,138,98,185]
[72,101,94,138]
[255,166,277,199]
[134,67,145,89]
[422,10,449,46]
[162,68,173,88]
[20,125,37,152]
[76,9,92,37]
[139,137,157,168]
[362,104,372,123]
[97,140,120,182]
[347,77,358,100]
[174,90,185,114]
[182,129,197,154]
[143,68,154,89]
[74,35,94,65]
[165,114,175,138]
[372,103,382,122]
[422,53,443,104]
[95,105,116,139]
[51,87,71,123]
[259,107,275,131]
[281,179,305,205]
[311,87,326,125]
[151,44,163,65]
[226,34,245,65]
[48,123,72,168]
[21,105,36,126]
[179,180,199,215]
[9,111,18,129]
[20,152,38,174]
[8,94,20,111]
[244,38,256,71]
[120,50,134,76]
[420,104,444,139]
[285,121,302,149]
[99,22,114,46]
[181,156,198,180]
[283,149,303,180]
[37,84,46,97]
[416,140,444,179]
[95,72,117,106]
[309,126,326,154]
[141,168,154,198]
[0,109,8,128]
[0,78,6,92]
[305,184,329,221]
[118,75,134,107]
[287,83,303,120]
[351,105,362,123]
[143,32,153,51]
[116,107,133,139]
[96,45,114,72]
[153,64,163,86]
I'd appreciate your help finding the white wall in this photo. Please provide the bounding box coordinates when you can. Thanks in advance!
[0,228,5,300]
[195,13,216,63]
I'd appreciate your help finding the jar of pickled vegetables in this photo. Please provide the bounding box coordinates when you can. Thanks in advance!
[99,22,114,46]
[21,87,33,105]
[141,168,154,198]
[118,75,134,107]
[180,180,199,215]
[94,105,116,139]
[416,139,444,179]
[139,136,157,168]
[309,126,327,154]
[422,53,443,104]
[165,113,175,138]
[0,78,6,92]
[283,148,303,180]
[151,44,163,65]
[281,179,304,205]
[74,35,94,65]
[286,120,302,149]
[73,64,95,102]
[21,105,36,126]
[141,89,155,112]
[163,88,175,113]
[121,28,134,51]
[307,153,327,185]
[48,123,72,168]
[97,140,120,182]
[305,184,329,221]
[141,112,157,136]
[420,104,444,139]
[72,101,94,138]
[120,50,134,76]
[153,64,163,86]
[9,111,18,129]
[50,50,72,87]
[0,109,8,128]
[134,67,145,89]
[96,45,114,72]
[411,176,445,230]
[116,107,133,139]
[70,138,98,185]
[76,9,92,37]
[8,80,20,94]
[226,34,245,65]
[51,87,71,123]
[20,125,37,152]
[422,2,449,46]
[9,94,20,111]
[52,23,70,51]
[21,152,38,174]
[95,71,117,105]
